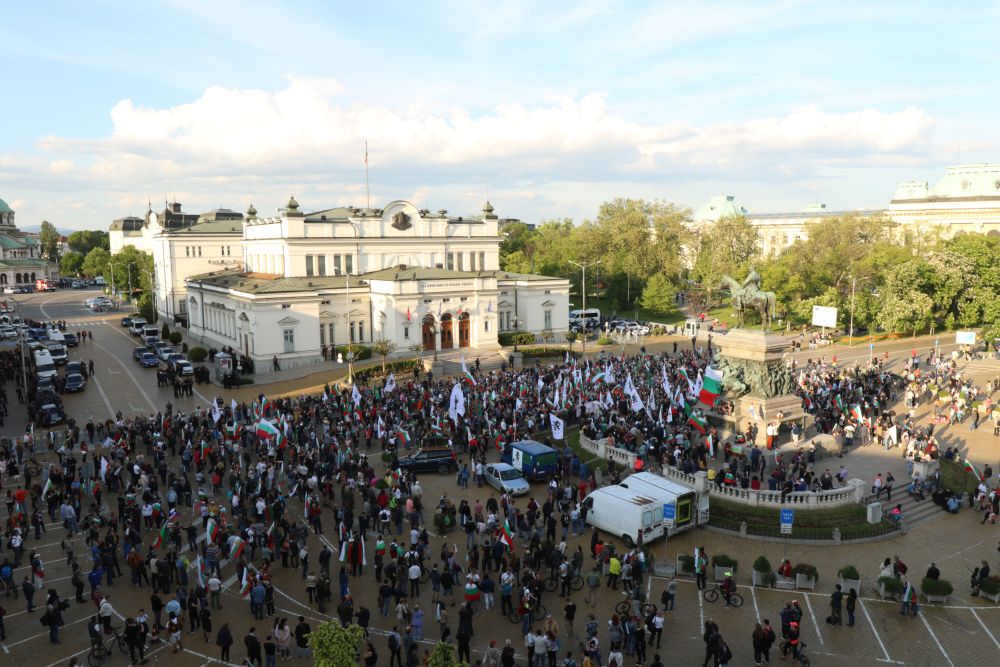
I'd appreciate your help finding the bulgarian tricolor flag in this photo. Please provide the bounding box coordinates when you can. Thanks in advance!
[151,518,170,550]
[698,366,723,407]
[850,404,864,424]
[225,422,242,440]
[590,371,607,385]
[256,419,281,444]
[461,356,476,386]
[688,412,708,434]
[498,518,515,551]
[964,458,985,482]
[705,434,715,458]
[206,517,220,544]
[463,580,480,602]
[240,568,254,598]
[902,581,918,604]
[395,426,410,447]
[835,394,846,414]
[196,556,207,589]
[230,536,247,560]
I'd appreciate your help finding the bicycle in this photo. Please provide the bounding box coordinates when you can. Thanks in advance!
[702,584,743,608]
[87,627,130,666]
[543,571,584,594]
[780,640,810,666]
[613,595,656,618]
[506,602,547,624]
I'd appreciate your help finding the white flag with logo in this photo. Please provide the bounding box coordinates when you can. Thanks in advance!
[384,373,397,394]
[449,383,466,423]
[352,384,362,406]
[211,402,222,424]
[549,413,565,440]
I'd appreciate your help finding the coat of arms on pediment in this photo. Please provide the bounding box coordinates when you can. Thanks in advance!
[391,212,412,231]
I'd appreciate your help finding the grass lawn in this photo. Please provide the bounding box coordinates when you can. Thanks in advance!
[578,297,686,325]
[939,457,978,494]
[708,496,898,540]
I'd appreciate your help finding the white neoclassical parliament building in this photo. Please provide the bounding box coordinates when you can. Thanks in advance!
[111,198,569,370]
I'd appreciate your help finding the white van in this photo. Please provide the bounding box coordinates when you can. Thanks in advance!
[569,308,601,328]
[46,328,65,344]
[582,484,666,547]
[617,471,706,535]
[142,325,160,340]
[33,348,57,381]
[93,276,106,286]
[129,318,148,336]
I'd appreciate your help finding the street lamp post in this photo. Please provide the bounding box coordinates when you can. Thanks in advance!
[849,275,856,345]
[569,259,600,359]
[144,267,158,324]
[7,297,27,399]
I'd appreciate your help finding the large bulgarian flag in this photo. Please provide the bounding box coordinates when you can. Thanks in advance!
[395,426,410,447]
[498,518,515,551]
[256,419,280,440]
[240,568,254,598]
[196,556,207,589]
[902,581,918,604]
[151,518,171,550]
[850,404,865,424]
[688,411,708,434]
[230,536,247,560]
[206,517,220,544]
[464,580,480,602]
[460,356,476,386]
[964,458,985,482]
[698,366,723,407]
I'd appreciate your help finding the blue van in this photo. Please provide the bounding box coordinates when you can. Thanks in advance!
[500,439,559,482]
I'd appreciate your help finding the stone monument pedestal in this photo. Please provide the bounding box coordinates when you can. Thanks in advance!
[714,329,809,435]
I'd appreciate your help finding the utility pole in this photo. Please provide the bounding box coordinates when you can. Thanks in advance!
[569,259,600,359]
[849,275,856,345]
[8,297,27,400]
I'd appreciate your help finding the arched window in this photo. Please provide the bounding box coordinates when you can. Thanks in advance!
[15,273,21,284]
[30,272,36,282]
[0,274,7,285]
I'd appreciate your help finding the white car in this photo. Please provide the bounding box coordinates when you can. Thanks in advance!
[484,463,531,496]
[0,326,16,339]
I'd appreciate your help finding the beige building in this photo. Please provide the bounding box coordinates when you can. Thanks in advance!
[887,163,1000,237]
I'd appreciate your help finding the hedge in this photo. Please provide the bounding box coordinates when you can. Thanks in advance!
[168,331,183,345]
[519,348,581,360]
[188,346,208,362]
[499,331,537,346]
[333,345,372,361]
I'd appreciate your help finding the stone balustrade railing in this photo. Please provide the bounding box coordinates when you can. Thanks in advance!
[580,432,866,508]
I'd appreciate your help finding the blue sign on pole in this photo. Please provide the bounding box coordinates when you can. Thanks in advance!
[663,504,676,521]
[780,509,795,526]
[870,343,875,351]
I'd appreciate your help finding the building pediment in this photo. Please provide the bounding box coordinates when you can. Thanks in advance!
[541,300,556,307]
[238,312,250,322]
[277,316,300,326]
[497,300,513,308]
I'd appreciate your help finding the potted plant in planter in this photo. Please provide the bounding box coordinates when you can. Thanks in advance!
[676,553,695,577]
[752,556,775,588]
[713,554,738,582]
[921,577,953,604]
[794,563,819,591]
[978,576,1000,603]
[838,565,862,595]
[878,575,902,600]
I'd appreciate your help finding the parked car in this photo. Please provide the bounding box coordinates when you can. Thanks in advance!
[37,403,64,426]
[64,372,86,393]
[155,342,175,361]
[484,462,531,496]
[173,359,194,376]
[121,316,135,328]
[0,326,16,339]
[62,332,79,347]
[395,446,458,475]
[134,346,158,367]
[66,361,87,379]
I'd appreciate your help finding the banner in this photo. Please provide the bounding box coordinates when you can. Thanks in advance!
[549,413,565,440]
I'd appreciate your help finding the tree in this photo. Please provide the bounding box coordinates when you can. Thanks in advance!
[692,214,760,306]
[104,247,154,317]
[67,230,110,255]
[639,273,678,314]
[564,331,578,350]
[82,247,111,278]
[372,337,397,372]
[307,621,366,667]
[39,221,61,261]
[427,641,467,667]
[59,251,85,277]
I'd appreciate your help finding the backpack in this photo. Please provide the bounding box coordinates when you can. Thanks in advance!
[388,633,399,650]
[719,642,733,662]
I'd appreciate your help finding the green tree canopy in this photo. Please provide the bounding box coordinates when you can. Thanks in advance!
[59,251,85,276]
[307,621,365,667]
[81,247,111,278]
[692,214,761,306]
[639,273,678,314]
[67,230,110,255]
[39,221,61,261]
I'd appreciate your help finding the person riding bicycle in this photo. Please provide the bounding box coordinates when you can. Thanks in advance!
[88,615,103,651]
[783,621,801,660]
[721,572,736,607]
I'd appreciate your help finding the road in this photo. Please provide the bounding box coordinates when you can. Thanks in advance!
[10,288,212,436]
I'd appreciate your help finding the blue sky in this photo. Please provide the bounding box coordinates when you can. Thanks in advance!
[1,0,998,230]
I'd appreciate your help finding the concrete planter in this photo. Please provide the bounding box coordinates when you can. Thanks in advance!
[878,581,901,600]
[676,555,694,577]
[979,589,1000,604]
[795,573,817,591]
[839,578,862,595]
[715,565,736,582]
[752,570,773,588]
[775,575,796,590]
[924,593,948,604]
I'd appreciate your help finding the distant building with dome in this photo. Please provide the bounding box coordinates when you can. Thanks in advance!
[0,197,58,287]
[887,163,1000,236]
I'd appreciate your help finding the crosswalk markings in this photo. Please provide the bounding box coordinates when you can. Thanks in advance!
[66,320,107,326]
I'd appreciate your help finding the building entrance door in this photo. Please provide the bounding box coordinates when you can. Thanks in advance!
[440,313,454,349]
[458,313,470,347]
[422,315,436,351]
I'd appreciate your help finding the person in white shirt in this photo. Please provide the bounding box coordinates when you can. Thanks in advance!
[409,563,422,597]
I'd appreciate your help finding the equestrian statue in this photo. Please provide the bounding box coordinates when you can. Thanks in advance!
[719,265,776,328]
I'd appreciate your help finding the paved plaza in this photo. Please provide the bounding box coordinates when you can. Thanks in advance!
[2,290,1000,666]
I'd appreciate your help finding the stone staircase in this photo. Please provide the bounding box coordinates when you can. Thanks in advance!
[879,487,945,531]
[433,350,508,379]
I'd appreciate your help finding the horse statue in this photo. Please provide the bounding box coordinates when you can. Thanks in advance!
[719,274,776,329]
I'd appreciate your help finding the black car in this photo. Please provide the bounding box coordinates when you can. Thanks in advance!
[396,446,458,475]
[64,373,85,393]
[121,317,134,328]
[62,332,79,347]
[37,403,64,426]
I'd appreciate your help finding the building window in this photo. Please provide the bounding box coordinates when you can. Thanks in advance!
[457,253,463,271]
[358,321,364,341]
[470,252,476,271]
[334,254,342,274]
[403,326,410,340]
[283,328,295,353]
[544,310,552,329]
[328,323,335,346]
[484,319,490,332]
[317,255,326,276]
[305,255,314,276]
[197,246,202,257]
[447,253,454,271]
[479,251,485,270]
[319,325,325,346]
[350,321,356,343]
[345,254,353,274]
